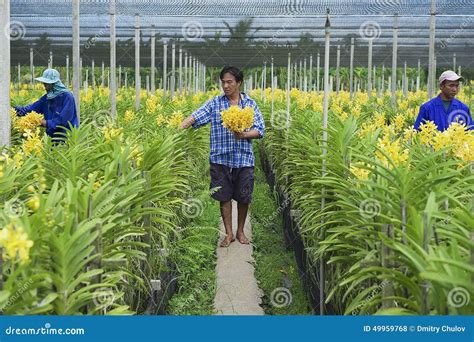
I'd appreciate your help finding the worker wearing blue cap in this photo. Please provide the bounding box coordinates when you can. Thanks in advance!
[14,68,79,139]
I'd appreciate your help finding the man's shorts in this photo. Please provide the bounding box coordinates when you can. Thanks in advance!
[210,163,254,203]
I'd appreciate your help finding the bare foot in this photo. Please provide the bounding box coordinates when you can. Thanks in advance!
[219,235,235,247]
[236,232,250,244]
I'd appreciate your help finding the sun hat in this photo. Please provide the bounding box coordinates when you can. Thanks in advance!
[34,68,61,84]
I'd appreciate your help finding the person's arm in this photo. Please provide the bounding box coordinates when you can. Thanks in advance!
[181,100,212,129]
[414,105,428,131]
[45,94,76,136]
[14,95,46,116]
[234,102,265,140]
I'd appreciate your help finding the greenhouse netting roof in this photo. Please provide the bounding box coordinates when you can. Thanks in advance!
[11,0,474,16]
[9,0,474,67]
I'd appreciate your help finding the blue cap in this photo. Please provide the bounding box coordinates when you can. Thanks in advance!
[35,68,61,84]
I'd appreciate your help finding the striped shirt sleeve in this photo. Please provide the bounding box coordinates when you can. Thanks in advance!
[191,99,212,129]
[249,101,265,138]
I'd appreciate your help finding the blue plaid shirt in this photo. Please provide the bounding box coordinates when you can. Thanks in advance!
[191,92,265,168]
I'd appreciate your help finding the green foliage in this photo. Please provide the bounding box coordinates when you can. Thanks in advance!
[259,96,473,315]
[251,150,311,315]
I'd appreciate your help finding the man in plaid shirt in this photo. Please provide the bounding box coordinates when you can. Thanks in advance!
[182,66,265,247]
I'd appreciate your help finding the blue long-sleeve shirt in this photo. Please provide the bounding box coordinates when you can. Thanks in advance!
[414,94,472,131]
[14,92,79,138]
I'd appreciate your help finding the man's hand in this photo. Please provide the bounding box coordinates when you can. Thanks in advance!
[181,115,195,129]
[234,131,248,139]
[234,130,261,140]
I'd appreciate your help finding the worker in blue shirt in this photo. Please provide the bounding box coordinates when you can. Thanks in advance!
[414,70,472,131]
[14,68,79,139]
[181,66,265,247]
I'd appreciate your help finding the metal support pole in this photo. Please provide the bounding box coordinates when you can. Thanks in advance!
[286,52,291,130]
[299,59,302,90]
[110,0,117,120]
[417,59,420,92]
[101,61,105,87]
[391,14,398,107]
[427,0,436,99]
[72,0,80,121]
[382,64,385,93]
[91,59,95,89]
[320,9,331,316]
[316,52,320,93]
[151,27,156,95]
[0,0,11,147]
[134,14,140,111]
[179,46,183,95]
[66,54,70,87]
[368,39,373,97]
[403,61,408,98]
[171,42,175,100]
[349,38,354,99]
[184,51,188,95]
[163,42,167,99]
[29,47,34,85]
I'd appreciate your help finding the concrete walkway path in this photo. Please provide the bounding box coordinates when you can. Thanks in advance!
[214,200,264,315]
